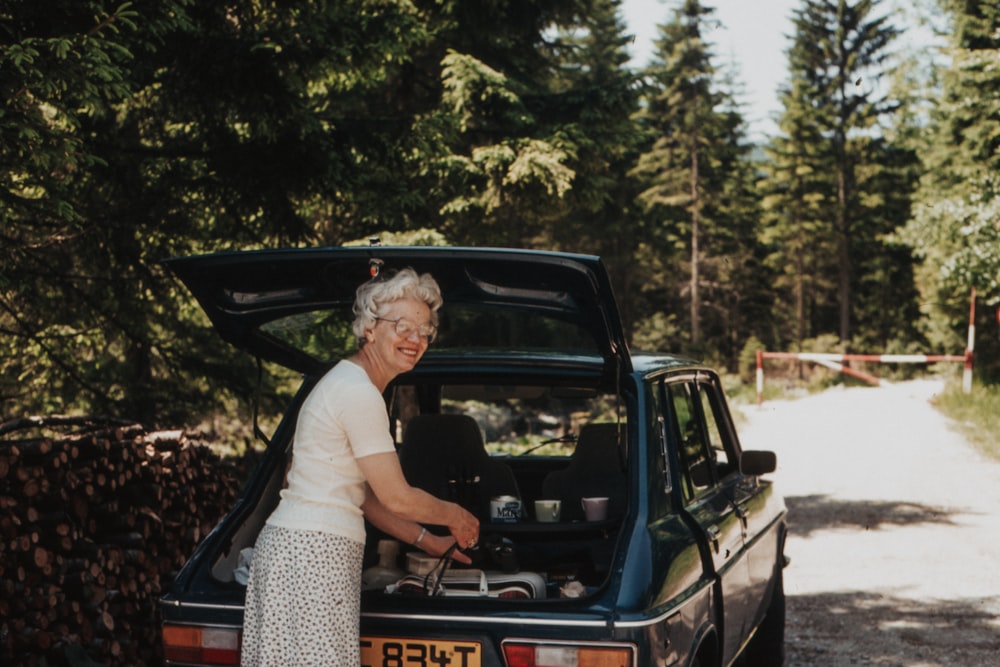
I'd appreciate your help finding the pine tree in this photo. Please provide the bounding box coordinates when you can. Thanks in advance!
[762,42,841,350]
[545,0,646,338]
[632,0,726,349]
[708,71,774,367]
[429,1,609,247]
[761,0,912,347]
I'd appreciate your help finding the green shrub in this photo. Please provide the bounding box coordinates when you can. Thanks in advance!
[933,380,1000,462]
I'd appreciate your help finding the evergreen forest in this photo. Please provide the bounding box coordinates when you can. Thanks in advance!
[3,0,999,431]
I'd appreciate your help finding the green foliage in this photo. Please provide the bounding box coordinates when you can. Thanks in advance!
[344,229,451,247]
[899,0,1000,375]
[738,336,765,384]
[759,0,920,350]
[629,0,769,369]
[934,379,1000,462]
[0,0,433,422]
[2,0,641,425]
[434,2,642,251]
[1,1,167,420]
[440,51,530,132]
[1,0,994,433]
[632,311,683,353]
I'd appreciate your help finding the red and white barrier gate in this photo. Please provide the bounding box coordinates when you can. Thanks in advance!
[755,289,977,404]
[754,350,970,404]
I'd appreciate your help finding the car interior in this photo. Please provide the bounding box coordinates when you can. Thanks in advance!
[367,379,629,600]
[207,377,630,602]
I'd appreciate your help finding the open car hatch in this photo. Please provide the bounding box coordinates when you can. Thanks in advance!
[163,246,632,375]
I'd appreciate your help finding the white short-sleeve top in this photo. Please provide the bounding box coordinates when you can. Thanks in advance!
[265,359,395,544]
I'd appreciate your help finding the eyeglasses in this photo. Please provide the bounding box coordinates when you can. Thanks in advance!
[375,317,438,343]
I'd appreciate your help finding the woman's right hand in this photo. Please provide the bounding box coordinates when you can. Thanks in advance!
[418,533,472,564]
[449,504,480,551]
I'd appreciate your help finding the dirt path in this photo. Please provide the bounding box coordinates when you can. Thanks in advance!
[738,379,1000,666]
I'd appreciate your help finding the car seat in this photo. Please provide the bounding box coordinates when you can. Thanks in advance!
[541,422,627,522]
[398,413,521,519]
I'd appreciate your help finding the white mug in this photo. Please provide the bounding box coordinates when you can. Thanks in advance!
[534,499,561,523]
[581,496,609,521]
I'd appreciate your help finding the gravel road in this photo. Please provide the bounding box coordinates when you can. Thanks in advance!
[737,378,1000,666]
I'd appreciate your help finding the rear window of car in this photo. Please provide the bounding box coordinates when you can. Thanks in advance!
[389,383,621,457]
[259,304,601,364]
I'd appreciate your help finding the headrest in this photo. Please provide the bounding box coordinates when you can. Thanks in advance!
[401,414,487,462]
[570,422,625,472]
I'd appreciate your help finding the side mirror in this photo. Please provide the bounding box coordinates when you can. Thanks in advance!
[740,450,777,476]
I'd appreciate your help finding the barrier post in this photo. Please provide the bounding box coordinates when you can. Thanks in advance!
[756,349,764,405]
[963,287,975,394]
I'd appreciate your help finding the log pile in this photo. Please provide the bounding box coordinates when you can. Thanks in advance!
[0,417,245,667]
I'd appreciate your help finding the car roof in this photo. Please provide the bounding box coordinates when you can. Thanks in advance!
[164,246,633,376]
[630,354,703,373]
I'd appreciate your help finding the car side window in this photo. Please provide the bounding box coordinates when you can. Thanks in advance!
[667,381,714,503]
[695,382,736,478]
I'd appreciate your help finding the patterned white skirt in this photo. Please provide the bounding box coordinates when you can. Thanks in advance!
[241,525,365,666]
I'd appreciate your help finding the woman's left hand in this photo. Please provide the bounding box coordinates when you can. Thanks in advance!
[422,533,472,565]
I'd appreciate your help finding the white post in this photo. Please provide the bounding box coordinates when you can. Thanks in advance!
[963,287,975,394]
[756,349,764,405]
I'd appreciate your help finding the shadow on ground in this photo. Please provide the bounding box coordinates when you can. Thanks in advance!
[786,591,1000,667]
[785,495,962,538]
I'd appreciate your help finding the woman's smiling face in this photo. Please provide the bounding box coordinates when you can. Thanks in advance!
[367,297,433,375]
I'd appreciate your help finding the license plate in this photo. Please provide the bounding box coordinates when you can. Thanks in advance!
[360,636,482,667]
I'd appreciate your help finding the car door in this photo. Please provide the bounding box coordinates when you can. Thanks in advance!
[665,377,753,666]
[694,374,784,631]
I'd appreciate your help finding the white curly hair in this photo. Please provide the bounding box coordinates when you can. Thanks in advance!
[351,268,442,346]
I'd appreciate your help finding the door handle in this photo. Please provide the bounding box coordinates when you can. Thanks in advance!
[735,505,749,535]
[706,525,721,552]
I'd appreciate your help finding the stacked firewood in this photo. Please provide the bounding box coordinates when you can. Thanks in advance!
[0,417,245,667]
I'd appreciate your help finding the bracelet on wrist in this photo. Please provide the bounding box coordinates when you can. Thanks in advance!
[413,526,427,546]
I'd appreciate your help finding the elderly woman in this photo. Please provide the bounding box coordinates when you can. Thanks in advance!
[241,268,480,667]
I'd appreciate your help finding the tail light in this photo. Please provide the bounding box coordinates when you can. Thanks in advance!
[162,624,241,665]
[503,641,634,667]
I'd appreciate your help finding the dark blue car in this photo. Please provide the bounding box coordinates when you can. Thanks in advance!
[160,246,787,667]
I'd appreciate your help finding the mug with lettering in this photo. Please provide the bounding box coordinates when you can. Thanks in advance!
[490,495,522,523]
[581,496,609,521]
